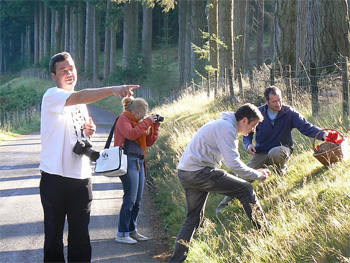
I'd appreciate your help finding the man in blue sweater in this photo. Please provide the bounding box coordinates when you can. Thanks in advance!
[217,86,327,213]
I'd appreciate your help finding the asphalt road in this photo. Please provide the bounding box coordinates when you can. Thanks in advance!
[0,105,159,263]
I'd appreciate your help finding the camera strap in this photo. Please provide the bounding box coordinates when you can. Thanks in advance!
[71,105,88,141]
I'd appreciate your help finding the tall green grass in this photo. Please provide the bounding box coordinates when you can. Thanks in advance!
[147,90,350,262]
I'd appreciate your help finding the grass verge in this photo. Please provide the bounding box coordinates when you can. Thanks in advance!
[147,90,350,262]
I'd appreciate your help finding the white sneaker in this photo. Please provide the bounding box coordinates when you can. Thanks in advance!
[115,236,137,244]
[130,233,148,241]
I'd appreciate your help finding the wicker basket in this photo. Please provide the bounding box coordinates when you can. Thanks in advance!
[313,129,346,166]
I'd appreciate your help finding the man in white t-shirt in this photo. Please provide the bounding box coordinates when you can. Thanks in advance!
[39,52,139,262]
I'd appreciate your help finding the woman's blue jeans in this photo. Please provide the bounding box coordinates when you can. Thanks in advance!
[117,155,145,236]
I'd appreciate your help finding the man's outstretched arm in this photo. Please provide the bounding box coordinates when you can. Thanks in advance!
[65,85,139,106]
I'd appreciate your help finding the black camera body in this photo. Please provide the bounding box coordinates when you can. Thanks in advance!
[155,114,164,122]
[73,140,100,162]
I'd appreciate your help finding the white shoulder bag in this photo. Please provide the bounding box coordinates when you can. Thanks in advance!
[95,116,128,177]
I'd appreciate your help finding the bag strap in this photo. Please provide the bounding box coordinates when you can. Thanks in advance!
[104,115,120,149]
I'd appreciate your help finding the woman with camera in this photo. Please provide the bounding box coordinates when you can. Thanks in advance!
[113,96,161,244]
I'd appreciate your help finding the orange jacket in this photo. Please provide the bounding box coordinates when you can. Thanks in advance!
[113,113,160,151]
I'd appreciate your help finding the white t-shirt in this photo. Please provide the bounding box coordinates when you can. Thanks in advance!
[39,87,92,179]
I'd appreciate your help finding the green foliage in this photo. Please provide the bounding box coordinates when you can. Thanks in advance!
[143,54,177,104]
[104,4,123,28]
[155,0,176,12]
[109,52,146,84]
[45,0,66,11]
[35,55,52,74]
[191,30,219,79]
[0,85,41,112]
[0,76,52,137]
[0,76,51,96]
[104,45,178,107]
[0,0,35,72]
[0,73,21,86]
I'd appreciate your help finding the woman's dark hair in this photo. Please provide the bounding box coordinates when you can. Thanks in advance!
[49,52,72,74]
[235,103,264,123]
[264,86,281,101]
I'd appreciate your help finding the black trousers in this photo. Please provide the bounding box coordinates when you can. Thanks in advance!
[169,167,267,262]
[40,172,93,263]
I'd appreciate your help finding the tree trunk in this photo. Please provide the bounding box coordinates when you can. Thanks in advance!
[191,0,207,77]
[142,3,153,71]
[110,26,117,75]
[84,1,93,74]
[34,3,39,65]
[77,2,85,68]
[163,12,169,45]
[54,10,62,55]
[51,10,56,56]
[104,0,111,78]
[256,0,264,69]
[178,0,187,86]
[92,5,100,82]
[295,0,308,87]
[184,1,192,83]
[21,33,24,62]
[123,1,138,69]
[208,0,218,70]
[0,32,3,73]
[245,0,252,70]
[43,3,50,58]
[109,0,118,75]
[269,1,274,63]
[71,5,79,61]
[218,0,234,83]
[39,1,44,61]
[122,2,132,69]
[133,3,139,49]
[234,0,248,74]
[295,0,307,73]
[26,24,31,64]
[306,0,350,66]
[275,0,297,69]
[64,4,70,52]
[70,5,73,52]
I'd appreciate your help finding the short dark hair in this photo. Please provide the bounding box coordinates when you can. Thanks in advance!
[264,86,281,101]
[49,52,72,74]
[235,103,264,123]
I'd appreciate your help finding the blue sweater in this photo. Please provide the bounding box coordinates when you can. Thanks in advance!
[243,104,324,154]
